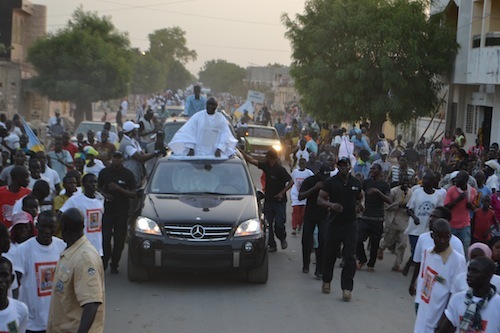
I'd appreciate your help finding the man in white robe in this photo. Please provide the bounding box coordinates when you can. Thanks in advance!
[169,97,237,157]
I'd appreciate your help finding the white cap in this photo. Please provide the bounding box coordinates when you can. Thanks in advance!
[123,121,139,133]
[0,122,6,129]
[485,159,500,171]
[380,146,389,155]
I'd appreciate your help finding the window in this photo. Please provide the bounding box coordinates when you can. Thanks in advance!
[466,105,474,133]
[150,161,252,195]
[465,104,480,134]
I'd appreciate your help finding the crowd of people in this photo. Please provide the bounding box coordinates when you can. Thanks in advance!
[0,102,169,332]
[248,120,500,332]
[1,96,500,332]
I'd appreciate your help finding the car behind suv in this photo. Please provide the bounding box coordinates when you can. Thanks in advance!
[128,154,268,283]
[239,125,282,162]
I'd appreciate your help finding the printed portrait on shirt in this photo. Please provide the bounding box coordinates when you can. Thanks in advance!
[421,265,438,304]
[87,209,102,233]
[36,261,57,296]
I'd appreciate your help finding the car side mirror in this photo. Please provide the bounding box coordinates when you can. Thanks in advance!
[256,190,265,201]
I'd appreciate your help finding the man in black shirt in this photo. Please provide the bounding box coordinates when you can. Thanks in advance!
[318,157,362,301]
[356,163,392,272]
[241,149,293,252]
[299,165,331,278]
[98,151,136,274]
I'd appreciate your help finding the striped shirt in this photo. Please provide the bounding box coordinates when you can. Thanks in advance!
[390,165,415,184]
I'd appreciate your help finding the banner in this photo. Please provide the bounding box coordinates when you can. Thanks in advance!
[246,90,265,104]
[234,100,254,119]
[21,117,45,152]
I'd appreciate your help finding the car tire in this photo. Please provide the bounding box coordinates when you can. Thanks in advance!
[127,251,150,282]
[246,251,268,284]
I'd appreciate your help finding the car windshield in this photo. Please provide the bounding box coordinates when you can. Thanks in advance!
[163,122,185,145]
[246,127,278,139]
[149,161,252,195]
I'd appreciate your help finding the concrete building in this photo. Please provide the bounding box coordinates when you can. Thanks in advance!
[433,0,500,149]
[246,66,290,88]
[0,0,48,122]
[273,73,299,113]
[246,66,300,115]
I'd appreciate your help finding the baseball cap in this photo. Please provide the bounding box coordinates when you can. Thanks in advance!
[337,157,351,166]
[123,121,140,133]
[83,146,99,157]
[0,122,6,129]
[485,159,500,171]
[380,147,389,155]
[9,211,33,231]
[318,165,331,175]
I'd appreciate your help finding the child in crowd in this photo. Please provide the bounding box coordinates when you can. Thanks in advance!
[290,158,314,236]
[472,195,498,243]
[0,256,28,333]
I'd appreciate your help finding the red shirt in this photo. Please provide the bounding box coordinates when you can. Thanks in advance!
[0,186,31,228]
[63,142,79,158]
[468,145,484,158]
[444,185,477,229]
[472,208,496,241]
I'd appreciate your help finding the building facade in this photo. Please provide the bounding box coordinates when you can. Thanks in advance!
[0,0,48,122]
[434,0,500,149]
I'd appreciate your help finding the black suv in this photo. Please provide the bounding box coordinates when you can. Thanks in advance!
[128,154,268,283]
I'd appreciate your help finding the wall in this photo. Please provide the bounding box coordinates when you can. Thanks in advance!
[0,61,22,117]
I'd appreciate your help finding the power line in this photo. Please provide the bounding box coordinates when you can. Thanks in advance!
[47,0,199,17]
[47,0,282,27]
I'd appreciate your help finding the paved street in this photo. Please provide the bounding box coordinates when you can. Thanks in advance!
[104,164,416,332]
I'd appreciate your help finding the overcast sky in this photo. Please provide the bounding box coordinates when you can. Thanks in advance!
[39,0,305,75]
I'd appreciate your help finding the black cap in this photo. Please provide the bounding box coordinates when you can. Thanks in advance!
[337,157,351,165]
[317,165,331,180]
[113,151,123,158]
[318,165,331,174]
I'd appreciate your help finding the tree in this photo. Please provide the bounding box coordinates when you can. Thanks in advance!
[198,60,246,95]
[282,0,458,136]
[131,27,196,93]
[28,8,132,125]
[130,49,166,95]
[148,28,197,66]
[165,60,196,90]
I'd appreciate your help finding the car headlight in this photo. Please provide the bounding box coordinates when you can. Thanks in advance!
[234,219,262,237]
[272,144,282,152]
[135,216,162,235]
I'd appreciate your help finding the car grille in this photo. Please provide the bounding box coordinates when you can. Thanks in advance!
[164,224,233,242]
[250,145,270,154]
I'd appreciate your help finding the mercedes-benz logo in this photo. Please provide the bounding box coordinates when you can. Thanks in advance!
[190,225,205,239]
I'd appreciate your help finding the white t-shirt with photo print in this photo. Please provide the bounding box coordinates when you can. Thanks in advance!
[60,193,104,256]
[414,247,467,333]
[291,168,314,206]
[17,237,66,331]
[0,297,28,333]
[445,291,500,333]
[405,188,444,236]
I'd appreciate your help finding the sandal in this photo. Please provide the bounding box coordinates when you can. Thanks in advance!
[367,267,375,272]
[356,262,365,270]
